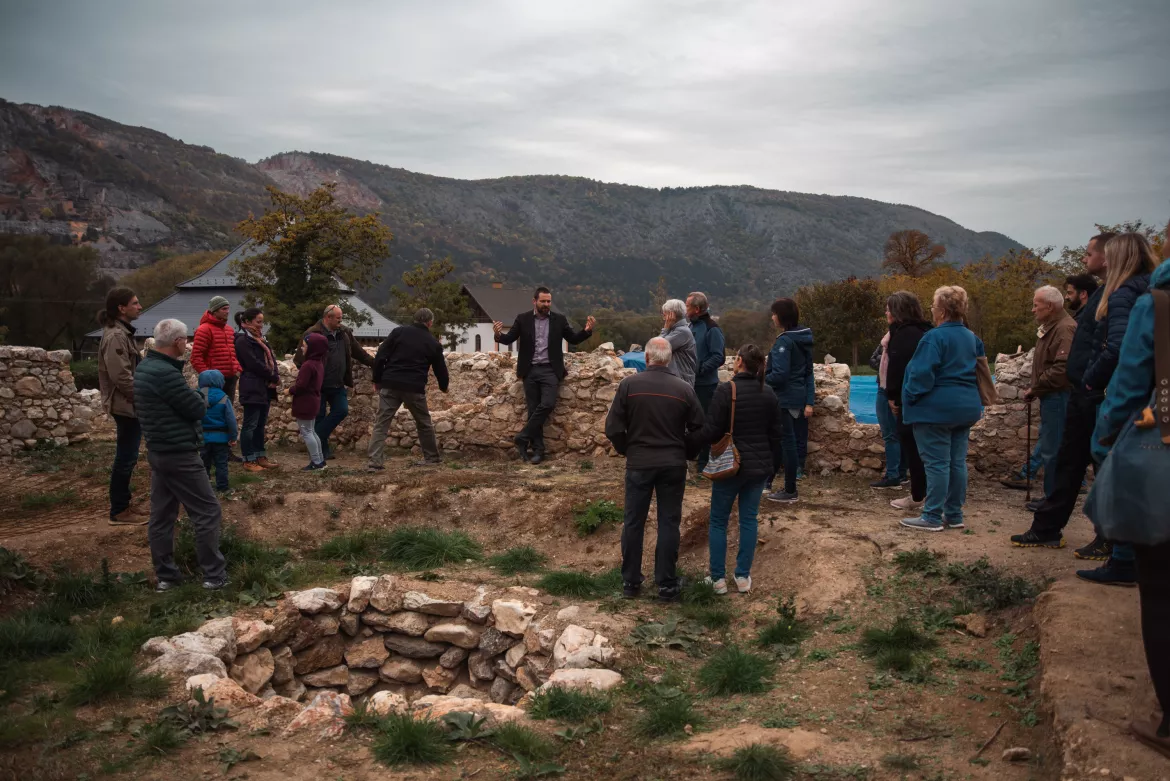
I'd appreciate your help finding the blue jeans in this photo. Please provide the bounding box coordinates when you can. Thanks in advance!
[200,442,231,492]
[240,403,269,462]
[315,387,349,456]
[875,387,903,480]
[1037,391,1069,499]
[708,473,767,580]
[773,408,798,494]
[912,423,972,525]
[110,414,141,518]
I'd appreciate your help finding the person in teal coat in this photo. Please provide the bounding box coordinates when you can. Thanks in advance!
[764,297,815,503]
[900,286,984,532]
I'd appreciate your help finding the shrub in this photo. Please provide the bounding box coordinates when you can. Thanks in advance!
[371,713,453,767]
[860,616,938,676]
[488,546,548,575]
[699,646,772,695]
[70,360,100,390]
[136,720,188,756]
[66,655,168,706]
[681,578,720,607]
[572,500,622,536]
[529,687,612,722]
[756,596,808,650]
[717,743,796,781]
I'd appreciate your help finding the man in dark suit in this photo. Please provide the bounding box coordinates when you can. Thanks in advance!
[493,286,596,464]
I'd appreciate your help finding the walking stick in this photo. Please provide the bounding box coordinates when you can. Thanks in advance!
[1025,401,1033,503]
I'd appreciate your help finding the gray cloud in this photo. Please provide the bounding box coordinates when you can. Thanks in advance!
[1,0,1167,250]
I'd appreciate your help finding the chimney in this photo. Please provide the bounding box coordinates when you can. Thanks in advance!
[491,281,503,289]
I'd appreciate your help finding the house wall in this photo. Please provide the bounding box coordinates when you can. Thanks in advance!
[448,323,566,356]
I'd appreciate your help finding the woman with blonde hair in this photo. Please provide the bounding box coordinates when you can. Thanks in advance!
[898,286,985,532]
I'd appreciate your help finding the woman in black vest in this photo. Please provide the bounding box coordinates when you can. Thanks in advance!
[234,307,281,471]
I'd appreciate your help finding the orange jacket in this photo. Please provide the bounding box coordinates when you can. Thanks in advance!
[191,311,240,377]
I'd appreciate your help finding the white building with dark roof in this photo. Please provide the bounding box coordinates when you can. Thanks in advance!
[455,283,569,354]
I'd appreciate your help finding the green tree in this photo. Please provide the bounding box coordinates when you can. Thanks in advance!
[387,258,474,351]
[121,250,221,307]
[882,229,947,277]
[795,276,884,367]
[0,234,114,350]
[1055,219,1166,274]
[233,184,393,353]
[718,309,774,352]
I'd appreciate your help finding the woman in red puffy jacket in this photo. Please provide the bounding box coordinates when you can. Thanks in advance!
[192,296,241,399]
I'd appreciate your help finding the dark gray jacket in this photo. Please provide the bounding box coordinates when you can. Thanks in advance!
[605,366,705,469]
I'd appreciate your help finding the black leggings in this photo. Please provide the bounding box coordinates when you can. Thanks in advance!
[1135,541,1170,734]
[896,410,926,501]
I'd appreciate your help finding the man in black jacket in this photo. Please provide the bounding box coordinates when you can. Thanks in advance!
[493,287,595,464]
[367,309,450,470]
[605,337,705,602]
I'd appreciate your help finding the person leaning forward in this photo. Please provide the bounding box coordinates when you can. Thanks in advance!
[134,318,228,592]
[367,308,450,471]
[604,337,705,603]
[493,286,595,464]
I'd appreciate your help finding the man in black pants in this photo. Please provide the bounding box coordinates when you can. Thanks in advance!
[1010,232,1114,556]
[493,287,595,464]
[605,338,705,602]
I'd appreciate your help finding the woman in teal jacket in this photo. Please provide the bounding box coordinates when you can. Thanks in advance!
[764,298,815,503]
[900,286,984,532]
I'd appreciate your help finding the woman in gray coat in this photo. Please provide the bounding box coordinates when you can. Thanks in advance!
[660,298,698,385]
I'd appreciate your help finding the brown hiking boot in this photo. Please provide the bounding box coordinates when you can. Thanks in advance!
[109,508,148,526]
[242,461,265,473]
[256,457,280,470]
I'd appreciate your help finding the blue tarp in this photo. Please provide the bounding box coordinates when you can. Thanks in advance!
[850,375,879,424]
[621,352,646,372]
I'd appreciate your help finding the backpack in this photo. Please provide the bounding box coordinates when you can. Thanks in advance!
[701,381,741,480]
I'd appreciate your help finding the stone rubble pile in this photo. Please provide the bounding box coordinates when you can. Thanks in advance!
[141,576,625,740]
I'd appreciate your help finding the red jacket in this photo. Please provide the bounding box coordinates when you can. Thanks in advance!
[191,311,241,377]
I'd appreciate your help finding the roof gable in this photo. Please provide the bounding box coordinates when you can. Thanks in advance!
[461,285,561,323]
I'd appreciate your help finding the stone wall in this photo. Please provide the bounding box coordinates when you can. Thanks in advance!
[0,346,104,457]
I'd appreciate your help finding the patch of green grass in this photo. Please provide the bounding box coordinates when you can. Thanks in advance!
[19,488,78,511]
[806,649,836,662]
[572,499,622,536]
[716,743,796,780]
[893,548,944,576]
[0,710,58,748]
[699,646,772,695]
[490,723,556,761]
[0,612,75,659]
[536,569,621,599]
[682,603,734,630]
[636,687,704,739]
[228,471,264,489]
[860,616,937,676]
[948,656,993,672]
[881,753,920,770]
[529,687,612,722]
[65,655,168,706]
[681,578,721,607]
[579,460,594,471]
[371,712,453,767]
[946,557,1041,611]
[313,526,481,569]
[488,546,549,575]
[757,596,809,650]
[136,720,187,756]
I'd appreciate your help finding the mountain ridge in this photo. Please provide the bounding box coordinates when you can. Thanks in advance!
[0,99,1025,310]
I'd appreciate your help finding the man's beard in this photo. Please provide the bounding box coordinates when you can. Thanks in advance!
[1067,299,1081,313]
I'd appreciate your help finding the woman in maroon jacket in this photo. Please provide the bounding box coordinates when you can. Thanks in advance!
[289,333,327,471]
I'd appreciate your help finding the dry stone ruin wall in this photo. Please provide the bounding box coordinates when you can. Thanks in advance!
[0,342,1037,476]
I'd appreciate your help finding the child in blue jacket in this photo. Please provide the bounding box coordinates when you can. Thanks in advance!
[199,370,238,492]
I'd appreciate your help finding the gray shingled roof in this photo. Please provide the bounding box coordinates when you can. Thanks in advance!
[462,285,561,323]
[88,242,395,340]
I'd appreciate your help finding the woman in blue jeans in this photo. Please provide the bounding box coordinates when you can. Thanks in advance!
[690,345,783,594]
[234,308,281,471]
[900,286,985,531]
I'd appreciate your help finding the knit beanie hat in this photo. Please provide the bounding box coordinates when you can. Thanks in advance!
[208,295,230,312]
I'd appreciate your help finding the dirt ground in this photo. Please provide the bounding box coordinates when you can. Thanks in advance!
[1,442,1165,781]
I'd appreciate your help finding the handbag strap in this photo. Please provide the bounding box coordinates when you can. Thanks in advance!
[1153,289,1170,443]
[728,379,737,433]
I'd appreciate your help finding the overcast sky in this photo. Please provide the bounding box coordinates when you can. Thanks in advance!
[2,0,1168,251]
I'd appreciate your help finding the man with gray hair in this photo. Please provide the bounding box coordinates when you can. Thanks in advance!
[133,319,227,591]
[660,299,698,386]
[605,337,705,602]
[367,308,450,470]
[1021,284,1077,510]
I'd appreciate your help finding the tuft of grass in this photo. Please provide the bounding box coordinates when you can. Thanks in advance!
[65,655,168,706]
[757,596,809,650]
[881,753,920,771]
[893,548,945,575]
[536,569,621,599]
[371,713,453,767]
[946,557,1041,611]
[572,500,622,536]
[682,603,734,631]
[0,612,75,659]
[314,526,481,569]
[681,578,721,607]
[228,471,263,489]
[636,688,704,739]
[314,529,384,560]
[860,616,938,676]
[137,720,188,756]
[699,646,772,695]
[717,743,796,781]
[344,701,382,731]
[490,723,556,761]
[529,687,612,722]
[488,546,549,575]
[19,489,78,511]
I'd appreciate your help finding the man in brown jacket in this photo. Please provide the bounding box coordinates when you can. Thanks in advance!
[97,287,146,525]
[1022,285,1078,511]
[293,304,376,459]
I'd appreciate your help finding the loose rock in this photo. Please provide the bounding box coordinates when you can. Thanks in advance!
[425,622,483,649]
[368,690,409,716]
[196,617,238,661]
[955,613,989,638]
[346,669,379,697]
[271,645,295,684]
[347,576,377,612]
[462,604,492,624]
[186,676,260,713]
[301,664,349,688]
[284,691,353,739]
[490,677,517,703]
[439,646,469,669]
[229,648,275,694]
[363,610,430,636]
[170,632,233,662]
[491,599,536,636]
[293,634,347,675]
[505,642,528,669]
[344,636,389,669]
[422,664,458,693]
[479,627,518,656]
[542,668,623,692]
[379,658,424,684]
[288,588,343,614]
[1002,747,1032,762]
[339,612,359,637]
[383,634,448,659]
[368,575,402,613]
[403,591,463,616]
[145,650,228,680]
[233,619,273,654]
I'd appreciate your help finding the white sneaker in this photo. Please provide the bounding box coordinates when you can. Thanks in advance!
[703,577,728,595]
[890,496,924,511]
[735,576,752,593]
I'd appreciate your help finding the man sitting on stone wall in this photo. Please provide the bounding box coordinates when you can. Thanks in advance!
[604,337,705,603]
[367,308,449,471]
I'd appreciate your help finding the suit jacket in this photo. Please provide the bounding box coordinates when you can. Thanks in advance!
[495,311,592,380]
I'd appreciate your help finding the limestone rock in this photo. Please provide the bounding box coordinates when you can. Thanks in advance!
[821,395,844,411]
[491,599,536,636]
[186,675,261,713]
[368,690,409,716]
[561,647,617,669]
[141,636,174,657]
[425,622,483,649]
[556,606,581,621]
[346,669,379,697]
[955,613,989,638]
[301,664,349,688]
[422,664,458,693]
[229,648,275,694]
[1002,747,1032,762]
[170,631,233,663]
[288,588,343,614]
[185,673,223,695]
[525,626,556,655]
[402,591,463,616]
[516,667,540,692]
[368,575,402,613]
[145,650,227,680]
[461,603,492,624]
[505,643,528,669]
[412,695,529,731]
[439,646,469,669]
[293,633,347,675]
[271,645,294,684]
[273,677,307,702]
[344,635,390,668]
[266,601,301,646]
[196,617,238,661]
[251,696,302,729]
[379,657,424,684]
[347,576,377,612]
[233,619,273,654]
[541,668,623,692]
[479,627,518,656]
[490,677,518,703]
[468,650,496,683]
[363,610,429,635]
[284,691,353,740]
[383,634,447,659]
[494,659,517,683]
[288,614,340,652]
[339,611,359,637]
[552,625,596,668]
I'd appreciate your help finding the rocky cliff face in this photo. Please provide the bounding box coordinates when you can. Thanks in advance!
[0,99,1024,303]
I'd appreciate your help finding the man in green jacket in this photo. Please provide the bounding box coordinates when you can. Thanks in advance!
[134,318,227,591]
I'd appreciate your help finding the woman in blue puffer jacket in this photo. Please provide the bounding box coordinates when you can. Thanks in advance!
[764,297,814,503]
